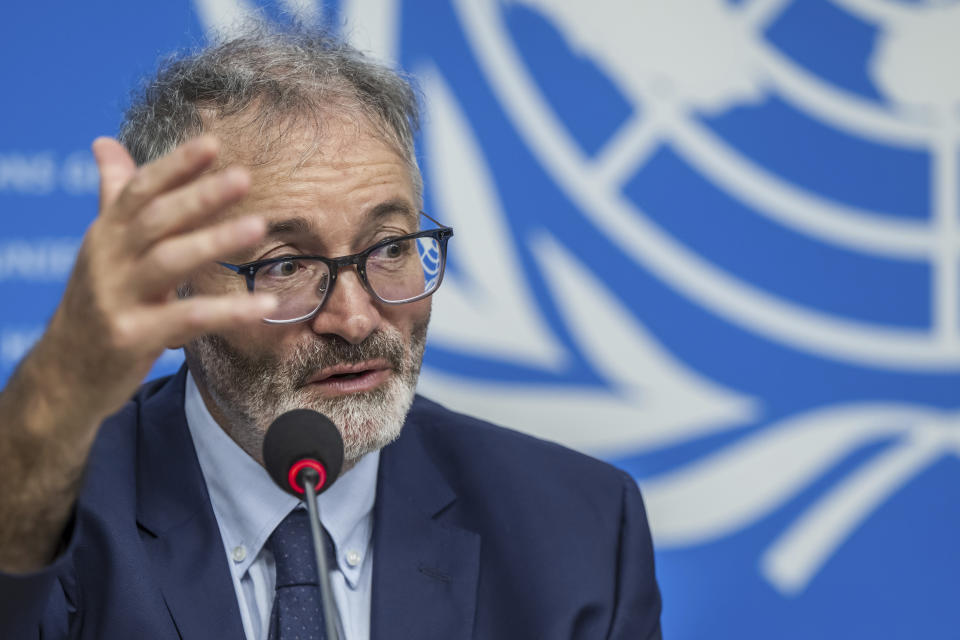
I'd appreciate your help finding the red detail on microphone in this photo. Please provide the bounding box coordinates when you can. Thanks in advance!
[287,459,327,495]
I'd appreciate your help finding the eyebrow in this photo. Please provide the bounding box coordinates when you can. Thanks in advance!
[265,199,419,238]
[367,198,419,224]
[266,216,314,237]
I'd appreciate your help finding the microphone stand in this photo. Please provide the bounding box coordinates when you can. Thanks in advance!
[301,467,342,640]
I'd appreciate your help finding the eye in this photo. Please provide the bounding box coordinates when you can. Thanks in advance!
[384,242,404,258]
[371,239,412,262]
[265,259,301,277]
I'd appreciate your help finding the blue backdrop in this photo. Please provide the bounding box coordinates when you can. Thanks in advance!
[4,1,959,637]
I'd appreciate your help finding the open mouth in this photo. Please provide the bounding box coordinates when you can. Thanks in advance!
[328,371,366,380]
[305,362,392,395]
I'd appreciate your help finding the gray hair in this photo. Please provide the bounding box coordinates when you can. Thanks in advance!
[118,24,422,200]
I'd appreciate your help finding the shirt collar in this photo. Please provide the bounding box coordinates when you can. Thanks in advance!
[184,370,379,589]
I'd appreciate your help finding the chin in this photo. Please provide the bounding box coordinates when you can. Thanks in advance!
[282,379,415,464]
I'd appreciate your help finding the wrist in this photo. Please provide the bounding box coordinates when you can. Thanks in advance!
[5,334,107,439]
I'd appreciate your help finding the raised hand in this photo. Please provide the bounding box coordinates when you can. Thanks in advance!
[0,135,276,571]
[45,136,276,418]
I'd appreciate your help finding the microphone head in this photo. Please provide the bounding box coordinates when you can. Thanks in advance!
[262,409,344,497]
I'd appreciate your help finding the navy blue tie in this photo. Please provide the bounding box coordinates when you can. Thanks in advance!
[266,509,333,640]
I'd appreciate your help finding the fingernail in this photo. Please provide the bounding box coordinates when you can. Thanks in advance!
[235,216,264,238]
[254,294,278,311]
[223,167,249,188]
[194,135,219,151]
[185,136,218,160]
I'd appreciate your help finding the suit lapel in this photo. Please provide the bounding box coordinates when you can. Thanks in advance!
[135,368,246,640]
[370,407,481,640]
[133,374,480,639]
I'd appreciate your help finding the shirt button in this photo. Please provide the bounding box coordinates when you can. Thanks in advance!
[345,549,362,567]
[232,545,247,563]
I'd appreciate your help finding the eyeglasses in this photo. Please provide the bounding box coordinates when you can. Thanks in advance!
[219,212,453,324]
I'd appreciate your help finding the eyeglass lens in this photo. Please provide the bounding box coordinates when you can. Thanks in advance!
[255,236,444,322]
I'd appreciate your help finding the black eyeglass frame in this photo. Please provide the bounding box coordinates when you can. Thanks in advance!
[218,211,454,324]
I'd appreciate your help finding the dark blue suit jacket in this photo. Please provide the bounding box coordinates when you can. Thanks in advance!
[0,368,662,639]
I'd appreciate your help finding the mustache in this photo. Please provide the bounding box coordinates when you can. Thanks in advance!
[290,331,406,388]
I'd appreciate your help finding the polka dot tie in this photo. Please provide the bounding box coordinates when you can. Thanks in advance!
[266,509,333,640]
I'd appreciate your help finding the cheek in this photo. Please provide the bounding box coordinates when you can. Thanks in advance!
[385,298,431,337]
[215,321,302,357]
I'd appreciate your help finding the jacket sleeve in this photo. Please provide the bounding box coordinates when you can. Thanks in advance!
[608,471,663,640]
[0,520,77,639]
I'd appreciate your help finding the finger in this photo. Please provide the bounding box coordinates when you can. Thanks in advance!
[130,166,250,250]
[110,135,223,221]
[126,293,278,352]
[133,215,266,297]
[92,137,136,210]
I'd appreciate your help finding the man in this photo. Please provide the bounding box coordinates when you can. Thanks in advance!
[0,26,662,639]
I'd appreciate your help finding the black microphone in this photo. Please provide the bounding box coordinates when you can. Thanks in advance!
[263,409,344,496]
[263,409,344,640]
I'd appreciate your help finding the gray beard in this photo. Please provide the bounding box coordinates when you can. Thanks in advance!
[185,320,427,465]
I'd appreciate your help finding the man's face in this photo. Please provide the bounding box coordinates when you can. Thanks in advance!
[183,116,430,468]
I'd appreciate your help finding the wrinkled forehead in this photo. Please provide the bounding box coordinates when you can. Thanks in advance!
[203,110,421,245]
[203,106,423,220]
[200,103,413,178]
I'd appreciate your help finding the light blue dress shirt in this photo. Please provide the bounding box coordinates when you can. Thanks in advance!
[184,372,378,640]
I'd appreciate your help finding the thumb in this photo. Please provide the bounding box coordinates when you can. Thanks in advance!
[91,137,136,211]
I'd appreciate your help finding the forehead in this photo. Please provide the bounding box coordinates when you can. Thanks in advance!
[211,114,418,233]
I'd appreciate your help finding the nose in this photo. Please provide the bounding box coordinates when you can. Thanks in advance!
[308,267,382,344]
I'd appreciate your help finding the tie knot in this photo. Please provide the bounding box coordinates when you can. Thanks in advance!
[267,510,334,588]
